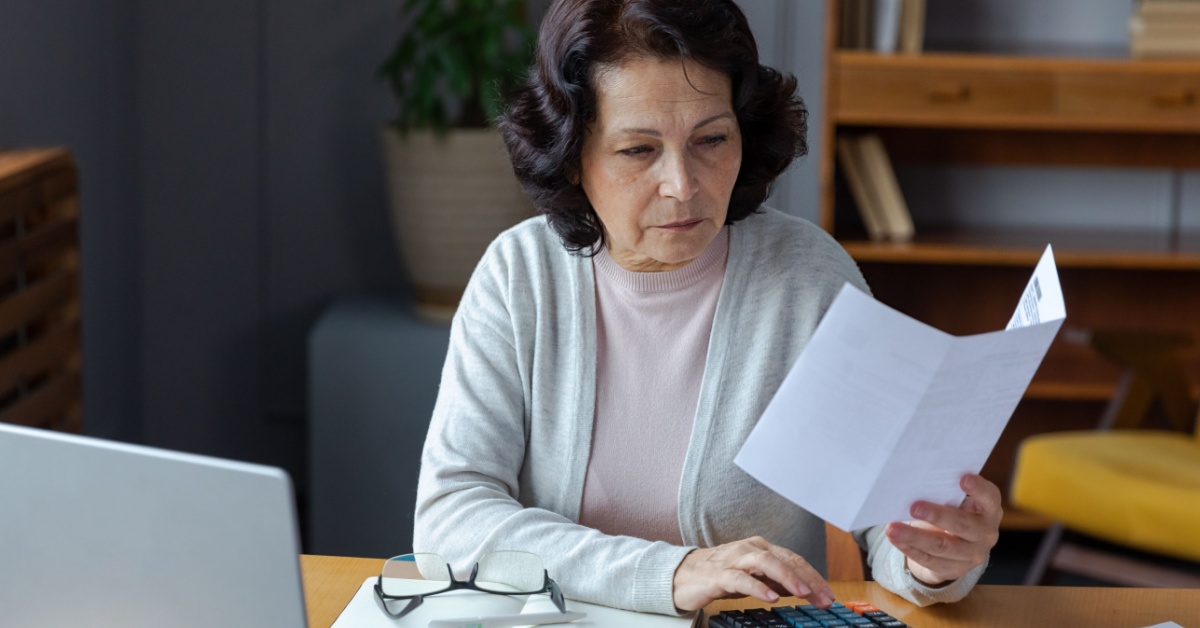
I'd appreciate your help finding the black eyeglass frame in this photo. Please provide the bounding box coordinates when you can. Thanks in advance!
[373,557,567,619]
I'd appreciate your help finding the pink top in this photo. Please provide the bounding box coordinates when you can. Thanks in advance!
[578,228,729,545]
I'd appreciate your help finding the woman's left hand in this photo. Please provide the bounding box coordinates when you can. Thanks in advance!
[884,473,1002,587]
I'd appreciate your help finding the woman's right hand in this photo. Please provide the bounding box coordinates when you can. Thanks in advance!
[671,536,836,612]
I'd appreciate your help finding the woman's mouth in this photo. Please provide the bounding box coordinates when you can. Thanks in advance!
[657,219,703,232]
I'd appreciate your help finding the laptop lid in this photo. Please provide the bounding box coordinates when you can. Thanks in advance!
[0,423,308,628]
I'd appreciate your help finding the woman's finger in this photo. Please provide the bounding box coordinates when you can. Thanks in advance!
[907,476,1003,545]
[960,474,1004,526]
[731,547,827,602]
[889,536,975,580]
[734,537,829,600]
[769,544,836,605]
[672,537,835,612]
[909,501,975,541]
[886,520,989,581]
[890,521,960,556]
[962,473,1002,507]
[718,567,784,604]
[909,500,994,544]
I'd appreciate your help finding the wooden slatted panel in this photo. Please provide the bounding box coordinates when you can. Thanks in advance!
[0,215,78,279]
[0,269,79,339]
[0,148,82,432]
[0,321,79,394]
[0,371,82,430]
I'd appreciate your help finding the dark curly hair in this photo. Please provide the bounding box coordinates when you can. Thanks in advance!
[497,0,808,253]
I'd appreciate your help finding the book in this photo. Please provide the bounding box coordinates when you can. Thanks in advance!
[1131,18,1200,57]
[856,133,915,243]
[1139,0,1200,18]
[840,0,922,52]
[872,0,902,53]
[854,0,875,49]
[838,0,858,49]
[1132,18,1200,36]
[333,577,700,628]
[898,0,926,54]
[1130,0,1200,57]
[836,136,888,242]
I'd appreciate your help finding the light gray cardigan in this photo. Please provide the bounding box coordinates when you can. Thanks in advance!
[414,208,984,615]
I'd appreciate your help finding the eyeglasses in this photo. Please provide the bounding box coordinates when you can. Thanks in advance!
[374,551,567,619]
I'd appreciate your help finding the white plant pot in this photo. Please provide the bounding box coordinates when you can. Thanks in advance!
[380,126,534,320]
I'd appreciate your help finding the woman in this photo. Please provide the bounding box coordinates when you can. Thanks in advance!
[414,0,1000,615]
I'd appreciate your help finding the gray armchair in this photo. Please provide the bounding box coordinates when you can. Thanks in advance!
[307,295,450,558]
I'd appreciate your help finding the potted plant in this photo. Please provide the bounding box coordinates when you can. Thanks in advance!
[378,0,536,320]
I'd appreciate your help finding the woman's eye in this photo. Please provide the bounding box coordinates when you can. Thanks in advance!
[618,145,653,157]
[699,134,728,147]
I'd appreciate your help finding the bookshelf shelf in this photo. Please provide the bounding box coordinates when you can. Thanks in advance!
[832,51,1200,135]
[822,0,1200,529]
[839,227,1200,270]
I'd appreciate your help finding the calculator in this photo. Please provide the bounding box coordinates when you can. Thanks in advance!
[707,600,909,627]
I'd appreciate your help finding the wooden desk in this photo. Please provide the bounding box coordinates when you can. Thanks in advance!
[300,555,1200,627]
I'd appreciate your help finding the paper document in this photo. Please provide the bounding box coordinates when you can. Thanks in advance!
[332,577,698,628]
[735,246,1064,531]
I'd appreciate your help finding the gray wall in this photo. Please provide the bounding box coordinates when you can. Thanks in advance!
[0,0,140,443]
[134,0,403,479]
[1,0,404,484]
[738,0,828,222]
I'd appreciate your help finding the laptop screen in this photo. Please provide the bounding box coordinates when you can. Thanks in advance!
[0,423,307,628]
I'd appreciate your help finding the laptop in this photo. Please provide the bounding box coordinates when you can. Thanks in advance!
[0,422,308,628]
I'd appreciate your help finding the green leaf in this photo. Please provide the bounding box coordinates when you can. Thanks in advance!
[379,0,535,130]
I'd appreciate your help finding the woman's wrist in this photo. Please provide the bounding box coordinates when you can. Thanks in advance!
[905,556,952,589]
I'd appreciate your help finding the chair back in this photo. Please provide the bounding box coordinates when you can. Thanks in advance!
[824,521,865,581]
[1088,330,1194,432]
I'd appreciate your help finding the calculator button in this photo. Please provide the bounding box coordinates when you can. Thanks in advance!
[709,611,764,628]
[875,622,907,627]
[706,613,740,628]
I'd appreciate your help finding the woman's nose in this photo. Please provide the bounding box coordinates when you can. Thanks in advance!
[658,152,698,202]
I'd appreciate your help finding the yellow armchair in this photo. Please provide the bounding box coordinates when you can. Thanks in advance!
[1011,330,1200,587]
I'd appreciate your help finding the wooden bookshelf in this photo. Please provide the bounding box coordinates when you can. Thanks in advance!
[0,148,82,433]
[821,1,1200,528]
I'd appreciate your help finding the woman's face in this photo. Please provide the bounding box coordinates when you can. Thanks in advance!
[579,57,742,272]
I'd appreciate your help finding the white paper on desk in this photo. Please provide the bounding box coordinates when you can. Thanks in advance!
[735,245,1064,531]
[331,577,698,628]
